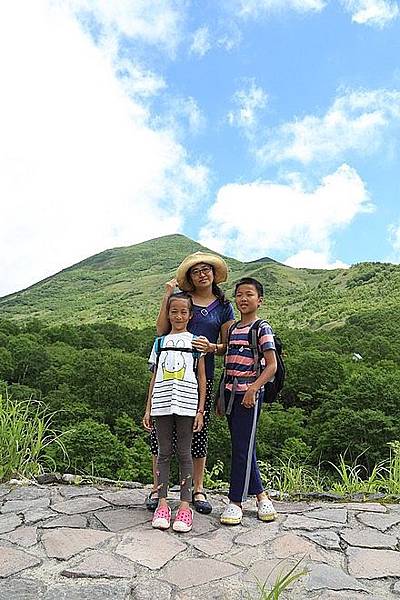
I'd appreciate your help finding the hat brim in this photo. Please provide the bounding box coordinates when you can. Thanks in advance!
[176,252,228,292]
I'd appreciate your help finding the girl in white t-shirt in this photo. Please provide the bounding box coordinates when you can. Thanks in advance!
[143,292,206,533]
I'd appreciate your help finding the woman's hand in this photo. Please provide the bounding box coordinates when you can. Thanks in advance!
[193,412,204,432]
[192,335,211,353]
[165,278,178,295]
[142,411,152,431]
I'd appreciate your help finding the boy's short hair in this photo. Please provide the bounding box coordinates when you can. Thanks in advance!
[234,277,264,297]
[167,291,194,311]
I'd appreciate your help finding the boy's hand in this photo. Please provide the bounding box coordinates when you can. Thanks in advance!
[165,278,177,295]
[193,413,204,432]
[242,387,257,408]
[142,411,152,431]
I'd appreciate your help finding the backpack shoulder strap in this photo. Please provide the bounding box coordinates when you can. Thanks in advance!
[154,335,165,370]
[248,319,269,375]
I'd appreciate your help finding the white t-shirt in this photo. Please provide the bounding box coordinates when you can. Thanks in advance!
[149,331,199,417]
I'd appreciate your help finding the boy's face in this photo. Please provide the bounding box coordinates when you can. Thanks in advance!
[235,284,262,314]
[168,298,192,331]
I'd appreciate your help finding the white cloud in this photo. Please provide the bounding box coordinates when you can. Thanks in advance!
[388,222,400,256]
[236,0,326,18]
[341,0,399,27]
[0,1,207,297]
[258,88,400,165]
[190,26,212,57]
[199,164,373,264]
[284,250,349,269]
[228,80,268,129]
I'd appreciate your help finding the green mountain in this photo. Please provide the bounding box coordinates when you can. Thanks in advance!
[1,234,400,330]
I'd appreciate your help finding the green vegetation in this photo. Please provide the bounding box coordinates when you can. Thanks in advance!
[0,234,399,490]
[250,559,307,600]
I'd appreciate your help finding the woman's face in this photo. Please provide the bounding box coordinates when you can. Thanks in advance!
[188,262,214,290]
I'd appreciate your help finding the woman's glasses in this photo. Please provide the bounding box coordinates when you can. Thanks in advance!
[190,266,212,277]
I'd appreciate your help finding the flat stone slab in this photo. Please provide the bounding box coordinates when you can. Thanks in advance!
[100,490,145,506]
[0,577,46,599]
[116,529,186,570]
[244,557,301,587]
[344,502,388,513]
[306,507,348,523]
[305,563,367,592]
[43,582,131,600]
[393,581,400,594]
[52,497,110,514]
[94,508,149,532]
[235,521,280,545]
[174,576,245,599]
[7,487,50,501]
[269,532,331,562]
[356,512,400,532]
[40,514,88,529]
[188,528,235,556]
[62,551,138,579]
[131,579,172,600]
[347,547,400,578]
[0,526,38,547]
[0,545,41,577]
[1,497,50,513]
[283,514,345,530]
[59,486,103,499]
[41,527,114,560]
[0,512,22,534]
[159,557,241,589]
[24,508,55,524]
[341,528,398,549]
[302,529,342,550]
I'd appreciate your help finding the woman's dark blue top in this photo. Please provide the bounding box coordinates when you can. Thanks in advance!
[188,299,234,380]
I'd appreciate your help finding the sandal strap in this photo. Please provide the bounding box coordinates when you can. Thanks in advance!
[193,491,208,500]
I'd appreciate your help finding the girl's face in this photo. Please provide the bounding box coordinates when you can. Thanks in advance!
[188,262,214,290]
[168,298,192,331]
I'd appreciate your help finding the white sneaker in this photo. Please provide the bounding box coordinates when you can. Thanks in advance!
[257,498,277,522]
[220,503,242,525]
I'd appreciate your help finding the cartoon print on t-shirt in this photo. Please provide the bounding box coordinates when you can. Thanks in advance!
[162,339,187,381]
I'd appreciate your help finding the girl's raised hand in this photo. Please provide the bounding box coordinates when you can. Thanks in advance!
[193,413,204,432]
[192,335,211,353]
[165,278,178,295]
[142,411,152,431]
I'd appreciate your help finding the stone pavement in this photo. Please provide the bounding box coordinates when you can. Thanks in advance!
[1,482,400,599]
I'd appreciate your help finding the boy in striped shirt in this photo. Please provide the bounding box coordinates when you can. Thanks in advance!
[219,277,278,525]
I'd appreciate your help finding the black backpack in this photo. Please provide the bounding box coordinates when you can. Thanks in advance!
[224,319,285,402]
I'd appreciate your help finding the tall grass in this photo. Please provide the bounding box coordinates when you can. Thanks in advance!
[259,458,328,498]
[0,393,67,481]
[250,559,307,600]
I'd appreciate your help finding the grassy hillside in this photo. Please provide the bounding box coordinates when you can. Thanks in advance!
[1,234,400,330]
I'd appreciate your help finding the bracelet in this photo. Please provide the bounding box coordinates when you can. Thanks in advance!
[213,343,218,354]
[197,409,204,415]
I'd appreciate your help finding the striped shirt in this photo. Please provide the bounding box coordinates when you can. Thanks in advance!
[149,332,199,417]
[225,320,276,393]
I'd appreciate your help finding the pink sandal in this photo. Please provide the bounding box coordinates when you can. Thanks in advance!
[173,507,193,532]
[152,505,171,530]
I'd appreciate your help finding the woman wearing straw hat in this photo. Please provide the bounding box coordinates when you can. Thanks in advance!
[144,251,235,514]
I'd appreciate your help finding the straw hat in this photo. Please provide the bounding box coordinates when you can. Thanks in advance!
[176,251,228,292]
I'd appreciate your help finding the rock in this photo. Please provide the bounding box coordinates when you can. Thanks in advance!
[94,508,149,532]
[269,532,330,562]
[0,512,22,534]
[52,496,109,514]
[347,547,400,578]
[35,473,62,485]
[302,530,342,550]
[160,558,241,589]
[43,582,131,600]
[24,508,55,524]
[61,474,83,484]
[301,492,344,501]
[0,578,46,599]
[244,557,302,588]
[41,527,114,560]
[7,486,50,501]
[283,514,345,531]
[0,525,38,547]
[131,579,172,600]
[356,512,400,532]
[188,528,235,556]
[235,522,280,546]
[393,581,400,594]
[40,514,88,529]
[174,577,245,599]
[344,502,387,513]
[305,563,367,592]
[306,507,347,523]
[0,545,41,577]
[116,529,186,570]
[61,551,138,579]
[59,485,103,499]
[341,528,398,549]
[99,490,146,506]
[1,497,50,513]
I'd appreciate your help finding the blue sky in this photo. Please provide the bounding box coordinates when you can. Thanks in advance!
[1,0,400,296]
